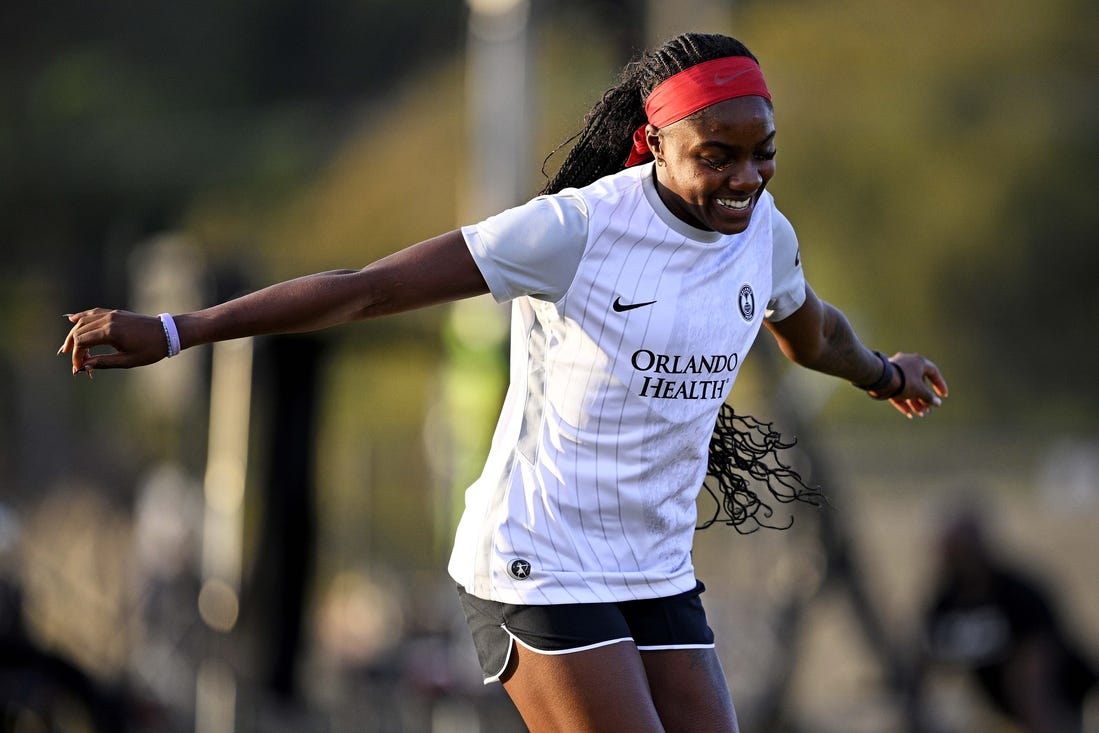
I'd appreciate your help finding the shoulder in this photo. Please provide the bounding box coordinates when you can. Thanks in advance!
[574,164,650,205]
[460,191,591,303]
[768,194,798,256]
[468,190,589,239]
[764,194,807,320]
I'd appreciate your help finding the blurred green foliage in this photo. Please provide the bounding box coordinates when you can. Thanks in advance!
[733,0,1098,423]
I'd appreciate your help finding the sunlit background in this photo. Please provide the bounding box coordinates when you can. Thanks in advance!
[3,0,1097,731]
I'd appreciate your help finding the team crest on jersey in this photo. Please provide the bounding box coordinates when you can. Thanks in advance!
[507,558,532,580]
[738,284,756,322]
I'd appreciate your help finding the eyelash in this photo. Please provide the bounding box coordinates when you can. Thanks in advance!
[702,150,777,171]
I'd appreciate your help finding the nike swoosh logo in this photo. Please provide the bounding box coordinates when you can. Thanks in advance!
[612,296,657,312]
[713,68,752,85]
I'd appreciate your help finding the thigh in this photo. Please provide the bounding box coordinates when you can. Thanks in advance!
[641,647,739,733]
[502,639,664,733]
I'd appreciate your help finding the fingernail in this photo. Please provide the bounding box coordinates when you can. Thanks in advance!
[57,345,64,355]
[62,313,75,318]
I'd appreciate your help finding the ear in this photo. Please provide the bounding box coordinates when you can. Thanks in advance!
[644,124,664,164]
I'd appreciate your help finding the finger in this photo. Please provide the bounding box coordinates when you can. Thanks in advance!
[917,358,946,390]
[68,313,114,352]
[906,360,944,405]
[82,352,138,371]
[911,397,937,417]
[67,308,109,322]
[58,311,98,355]
[62,320,93,355]
[895,363,934,408]
[63,310,120,372]
[69,321,108,372]
[890,396,915,418]
[918,387,941,408]
[58,315,77,354]
[72,347,92,375]
[891,394,935,419]
[927,370,949,399]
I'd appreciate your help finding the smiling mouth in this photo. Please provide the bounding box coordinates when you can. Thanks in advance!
[716,197,752,211]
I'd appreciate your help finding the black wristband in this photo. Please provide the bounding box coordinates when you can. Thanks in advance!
[856,350,895,393]
[878,365,906,400]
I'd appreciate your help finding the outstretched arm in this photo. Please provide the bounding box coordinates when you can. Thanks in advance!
[763,284,948,418]
[59,229,489,374]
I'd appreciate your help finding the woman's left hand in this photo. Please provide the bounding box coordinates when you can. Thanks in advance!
[885,352,949,418]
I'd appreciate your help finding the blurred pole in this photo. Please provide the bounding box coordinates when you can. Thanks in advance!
[247,335,322,701]
[200,338,253,628]
[196,336,253,733]
[431,0,530,559]
[464,0,531,218]
[128,234,240,730]
[129,234,208,442]
[195,658,237,733]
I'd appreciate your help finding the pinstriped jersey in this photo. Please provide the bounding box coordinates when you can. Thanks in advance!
[448,163,805,604]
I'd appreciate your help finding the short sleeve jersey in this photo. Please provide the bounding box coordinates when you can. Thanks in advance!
[448,162,807,605]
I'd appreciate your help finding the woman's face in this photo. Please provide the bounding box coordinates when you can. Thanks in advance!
[648,95,776,235]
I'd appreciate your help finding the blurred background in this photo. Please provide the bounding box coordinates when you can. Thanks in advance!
[2,0,1097,731]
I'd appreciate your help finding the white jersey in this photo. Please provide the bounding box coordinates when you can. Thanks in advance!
[448,162,806,605]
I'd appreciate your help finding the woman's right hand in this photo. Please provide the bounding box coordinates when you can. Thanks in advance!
[58,309,171,376]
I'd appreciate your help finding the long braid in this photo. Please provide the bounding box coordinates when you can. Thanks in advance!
[540,33,758,195]
[699,404,823,534]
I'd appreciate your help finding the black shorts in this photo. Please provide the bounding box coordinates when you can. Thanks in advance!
[457,581,716,683]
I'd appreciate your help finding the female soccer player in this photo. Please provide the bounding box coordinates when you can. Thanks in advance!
[60,32,947,732]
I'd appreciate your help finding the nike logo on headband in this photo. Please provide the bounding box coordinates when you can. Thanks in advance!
[713,68,752,85]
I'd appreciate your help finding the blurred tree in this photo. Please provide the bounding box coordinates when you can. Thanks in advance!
[0,0,465,277]
[735,0,1098,423]
[0,0,466,496]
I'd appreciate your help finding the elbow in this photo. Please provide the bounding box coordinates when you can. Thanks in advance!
[337,267,394,321]
[766,316,835,371]
[781,339,829,370]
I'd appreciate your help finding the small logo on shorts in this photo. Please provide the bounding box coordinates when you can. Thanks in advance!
[507,558,532,580]
[738,284,756,321]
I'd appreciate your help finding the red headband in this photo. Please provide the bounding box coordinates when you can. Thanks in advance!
[625,56,771,167]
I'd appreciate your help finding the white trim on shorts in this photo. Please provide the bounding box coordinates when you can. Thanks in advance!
[482,626,716,684]
[635,642,717,651]
[483,624,635,685]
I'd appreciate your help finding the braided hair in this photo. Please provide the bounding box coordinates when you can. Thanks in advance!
[540,33,758,195]
[700,404,822,533]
